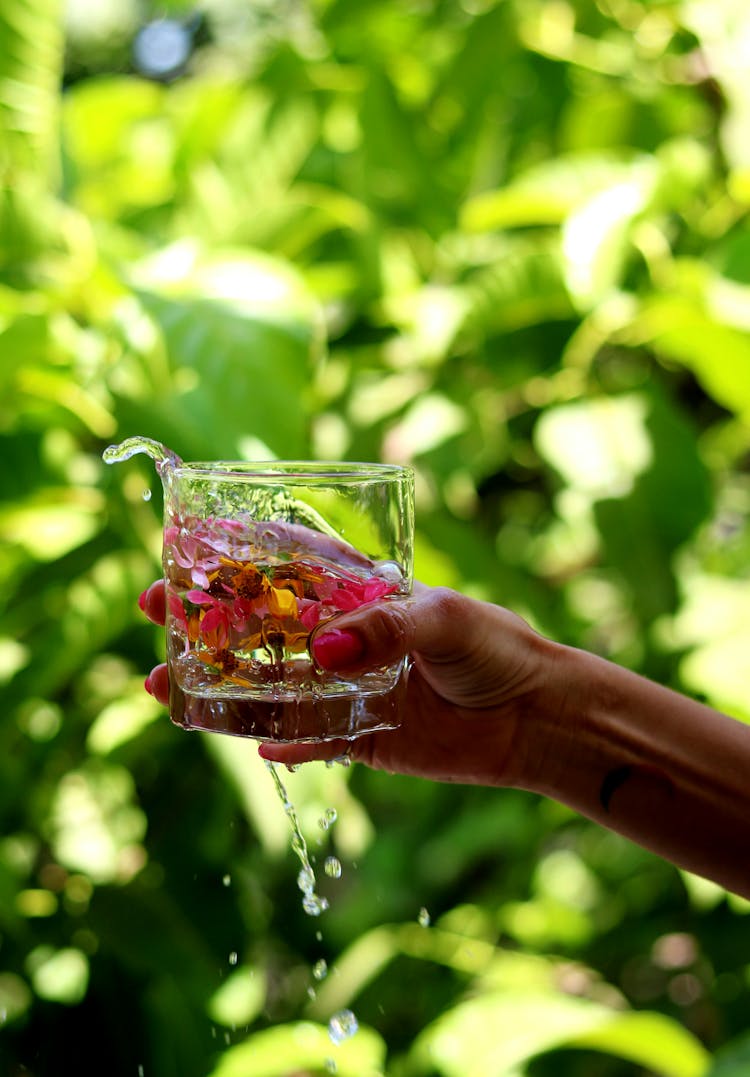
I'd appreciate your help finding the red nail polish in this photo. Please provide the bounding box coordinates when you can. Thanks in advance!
[313,629,364,669]
[138,589,148,611]
[144,673,153,695]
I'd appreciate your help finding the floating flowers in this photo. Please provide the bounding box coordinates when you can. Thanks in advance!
[164,515,399,689]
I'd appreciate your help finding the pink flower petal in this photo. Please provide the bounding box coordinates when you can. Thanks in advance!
[330,588,362,611]
[200,606,230,649]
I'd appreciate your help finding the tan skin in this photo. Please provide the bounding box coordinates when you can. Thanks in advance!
[142,579,750,899]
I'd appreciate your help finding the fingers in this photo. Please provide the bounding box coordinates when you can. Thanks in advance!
[139,580,166,625]
[259,520,375,571]
[258,738,355,767]
[144,662,169,704]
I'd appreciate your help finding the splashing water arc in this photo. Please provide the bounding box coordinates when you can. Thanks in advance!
[102,436,183,475]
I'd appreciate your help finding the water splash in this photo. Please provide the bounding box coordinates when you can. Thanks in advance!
[418,907,431,927]
[328,1009,358,1046]
[312,959,328,981]
[266,762,328,917]
[102,436,183,474]
[228,951,238,966]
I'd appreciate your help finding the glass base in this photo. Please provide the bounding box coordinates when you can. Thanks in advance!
[168,663,409,742]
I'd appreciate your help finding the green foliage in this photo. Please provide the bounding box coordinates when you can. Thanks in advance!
[2,0,750,1074]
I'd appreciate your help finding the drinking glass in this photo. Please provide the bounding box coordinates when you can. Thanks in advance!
[162,460,414,742]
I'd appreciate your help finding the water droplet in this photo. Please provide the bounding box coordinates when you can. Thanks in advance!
[319,808,337,831]
[418,907,431,927]
[313,959,328,981]
[328,1009,358,1046]
[297,866,315,894]
[142,488,152,501]
[307,985,317,999]
[222,874,231,887]
[375,560,404,584]
[315,931,323,942]
[228,951,238,966]
[324,856,342,879]
[325,1060,337,1074]
[303,894,329,917]
[138,1066,145,1077]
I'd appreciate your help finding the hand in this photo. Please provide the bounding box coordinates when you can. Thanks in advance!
[140,579,555,787]
[140,577,750,896]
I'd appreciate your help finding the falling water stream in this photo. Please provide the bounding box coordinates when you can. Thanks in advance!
[264,761,329,917]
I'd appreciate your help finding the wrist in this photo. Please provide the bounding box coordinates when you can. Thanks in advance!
[509,638,600,798]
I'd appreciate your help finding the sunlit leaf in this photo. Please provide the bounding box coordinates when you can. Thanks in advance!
[86,687,165,754]
[208,1020,386,1077]
[627,293,750,420]
[462,153,654,231]
[46,760,146,884]
[0,488,104,560]
[207,965,266,1028]
[27,947,89,1005]
[413,991,710,1077]
[534,394,652,499]
[562,172,655,308]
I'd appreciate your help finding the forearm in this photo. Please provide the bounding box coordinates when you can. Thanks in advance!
[523,643,750,898]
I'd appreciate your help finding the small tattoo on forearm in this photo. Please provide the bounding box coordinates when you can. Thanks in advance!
[599,763,674,812]
[599,765,633,812]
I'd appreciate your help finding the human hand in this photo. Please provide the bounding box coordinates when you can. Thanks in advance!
[141,579,556,788]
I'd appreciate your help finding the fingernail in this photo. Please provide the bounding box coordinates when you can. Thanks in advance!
[312,628,364,669]
[138,589,148,611]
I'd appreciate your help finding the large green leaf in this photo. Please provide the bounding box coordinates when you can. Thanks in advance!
[459,235,574,338]
[113,248,321,460]
[628,293,750,422]
[412,991,710,1077]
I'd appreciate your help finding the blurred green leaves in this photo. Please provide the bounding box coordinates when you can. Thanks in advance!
[2,0,750,1074]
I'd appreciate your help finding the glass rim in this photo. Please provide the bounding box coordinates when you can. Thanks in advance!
[171,460,414,482]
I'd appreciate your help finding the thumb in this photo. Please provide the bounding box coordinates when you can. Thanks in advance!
[311,586,480,673]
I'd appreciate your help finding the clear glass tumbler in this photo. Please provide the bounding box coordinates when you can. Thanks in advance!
[162,460,414,742]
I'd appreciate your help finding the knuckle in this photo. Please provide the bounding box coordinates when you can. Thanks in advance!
[426,586,467,623]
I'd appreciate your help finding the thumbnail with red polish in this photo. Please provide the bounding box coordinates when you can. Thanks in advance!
[313,628,364,669]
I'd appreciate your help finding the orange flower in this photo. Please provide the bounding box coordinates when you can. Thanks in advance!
[266,584,298,619]
[220,558,268,600]
[261,617,309,655]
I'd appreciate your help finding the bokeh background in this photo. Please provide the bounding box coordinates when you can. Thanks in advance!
[2,0,750,1074]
